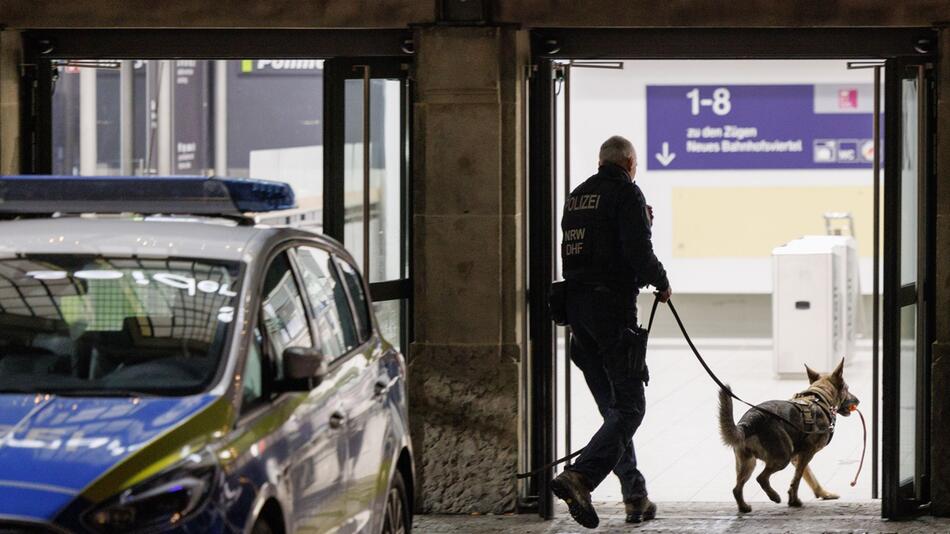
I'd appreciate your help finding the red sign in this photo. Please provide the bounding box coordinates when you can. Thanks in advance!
[838,89,858,110]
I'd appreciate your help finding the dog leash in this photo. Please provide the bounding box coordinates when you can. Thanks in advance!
[664,298,813,431]
[516,296,825,480]
[515,297,660,480]
[670,298,866,485]
[850,407,867,486]
[668,298,866,486]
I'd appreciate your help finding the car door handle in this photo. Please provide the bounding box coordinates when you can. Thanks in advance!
[329,411,346,430]
[374,376,399,398]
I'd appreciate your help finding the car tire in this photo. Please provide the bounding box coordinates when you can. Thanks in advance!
[251,517,274,534]
[382,470,411,534]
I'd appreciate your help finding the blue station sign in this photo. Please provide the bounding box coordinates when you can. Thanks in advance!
[646,84,876,171]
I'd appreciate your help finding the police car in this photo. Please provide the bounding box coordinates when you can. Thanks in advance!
[0,176,413,533]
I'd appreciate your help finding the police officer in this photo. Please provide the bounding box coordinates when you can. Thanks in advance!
[551,135,671,528]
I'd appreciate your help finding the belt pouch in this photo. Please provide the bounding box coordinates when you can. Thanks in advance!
[623,326,650,384]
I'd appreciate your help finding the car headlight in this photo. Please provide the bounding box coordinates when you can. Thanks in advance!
[83,452,218,532]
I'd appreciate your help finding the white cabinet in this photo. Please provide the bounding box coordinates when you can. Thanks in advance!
[772,236,858,377]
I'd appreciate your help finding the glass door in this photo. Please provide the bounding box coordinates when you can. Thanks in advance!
[323,58,412,351]
[882,59,934,519]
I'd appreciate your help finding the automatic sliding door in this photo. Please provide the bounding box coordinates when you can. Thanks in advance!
[882,59,934,519]
[324,58,411,351]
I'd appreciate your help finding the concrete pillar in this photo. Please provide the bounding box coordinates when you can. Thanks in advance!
[931,26,950,517]
[0,31,21,175]
[410,26,528,513]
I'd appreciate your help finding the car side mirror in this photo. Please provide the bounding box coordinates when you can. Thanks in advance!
[280,346,328,390]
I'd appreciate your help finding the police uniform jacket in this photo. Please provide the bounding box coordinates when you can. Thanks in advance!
[561,162,669,292]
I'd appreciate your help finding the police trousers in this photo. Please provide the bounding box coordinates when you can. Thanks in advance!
[565,283,647,502]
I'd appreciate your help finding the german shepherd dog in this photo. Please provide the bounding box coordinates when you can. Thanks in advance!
[718,358,860,513]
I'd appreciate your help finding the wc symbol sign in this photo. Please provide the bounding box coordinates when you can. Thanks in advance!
[813,139,874,164]
[837,141,859,162]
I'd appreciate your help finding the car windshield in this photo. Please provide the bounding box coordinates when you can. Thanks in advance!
[0,255,240,395]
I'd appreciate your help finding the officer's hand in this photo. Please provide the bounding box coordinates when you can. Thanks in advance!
[646,204,654,225]
[656,286,672,303]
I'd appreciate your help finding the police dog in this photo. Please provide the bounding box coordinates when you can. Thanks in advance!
[718,359,860,513]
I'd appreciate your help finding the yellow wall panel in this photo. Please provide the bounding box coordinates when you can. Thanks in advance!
[672,186,875,258]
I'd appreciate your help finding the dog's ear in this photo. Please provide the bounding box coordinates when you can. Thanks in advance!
[805,364,821,384]
[831,358,845,383]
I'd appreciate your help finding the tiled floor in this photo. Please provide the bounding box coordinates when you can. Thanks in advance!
[415,502,950,533]
[557,341,876,503]
[414,340,938,533]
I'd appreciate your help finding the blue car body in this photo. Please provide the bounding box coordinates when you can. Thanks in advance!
[0,215,413,534]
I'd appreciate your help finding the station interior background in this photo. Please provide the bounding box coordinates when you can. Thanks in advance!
[48,59,407,349]
[2,10,947,521]
[44,56,893,505]
[552,60,881,503]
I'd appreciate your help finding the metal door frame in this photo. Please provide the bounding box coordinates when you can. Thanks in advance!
[525,27,938,518]
[526,57,557,518]
[323,57,414,351]
[881,58,936,519]
[19,29,411,174]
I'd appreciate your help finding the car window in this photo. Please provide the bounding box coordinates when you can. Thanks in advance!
[0,255,239,395]
[241,328,266,412]
[260,252,312,380]
[295,247,359,359]
[334,257,372,343]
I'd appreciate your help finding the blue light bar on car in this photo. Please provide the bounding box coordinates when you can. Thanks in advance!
[0,176,296,216]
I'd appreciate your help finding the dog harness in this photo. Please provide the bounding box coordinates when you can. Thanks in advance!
[789,389,837,442]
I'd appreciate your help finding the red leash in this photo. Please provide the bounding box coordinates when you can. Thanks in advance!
[850,407,867,487]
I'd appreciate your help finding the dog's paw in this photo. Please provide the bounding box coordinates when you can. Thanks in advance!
[788,498,803,508]
[765,489,781,503]
[819,492,840,500]
[738,504,752,514]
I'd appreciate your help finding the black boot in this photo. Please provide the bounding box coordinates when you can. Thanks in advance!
[625,496,657,523]
[551,470,599,529]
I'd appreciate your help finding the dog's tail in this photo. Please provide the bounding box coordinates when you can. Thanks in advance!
[718,385,744,448]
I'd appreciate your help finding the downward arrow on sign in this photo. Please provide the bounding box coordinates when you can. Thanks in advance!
[655,142,676,167]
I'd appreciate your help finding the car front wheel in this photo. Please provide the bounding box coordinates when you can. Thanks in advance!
[382,470,410,534]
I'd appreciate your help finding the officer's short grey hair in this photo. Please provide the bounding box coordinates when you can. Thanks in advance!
[598,135,636,167]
